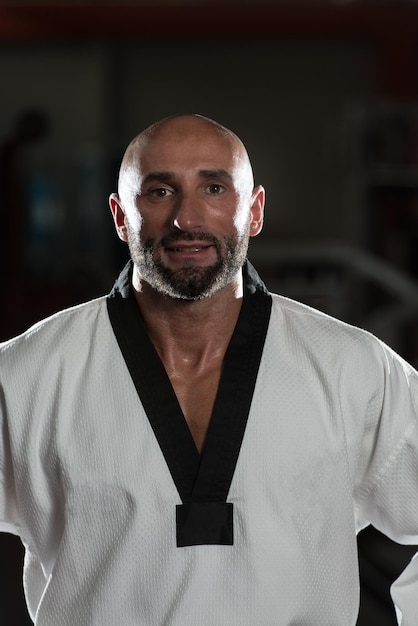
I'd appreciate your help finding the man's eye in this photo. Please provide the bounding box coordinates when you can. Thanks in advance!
[206,184,225,195]
[149,187,173,198]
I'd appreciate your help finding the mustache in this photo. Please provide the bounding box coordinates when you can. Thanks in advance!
[158,231,221,249]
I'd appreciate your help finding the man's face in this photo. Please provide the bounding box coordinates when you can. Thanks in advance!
[114,118,263,300]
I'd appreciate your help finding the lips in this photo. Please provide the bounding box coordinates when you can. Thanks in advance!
[162,240,217,267]
[160,232,219,249]
[159,233,220,265]
[167,244,212,252]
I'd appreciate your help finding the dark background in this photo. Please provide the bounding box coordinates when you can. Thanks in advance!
[1,2,418,624]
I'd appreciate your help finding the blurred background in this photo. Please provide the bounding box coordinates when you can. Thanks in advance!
[0,0,418,623]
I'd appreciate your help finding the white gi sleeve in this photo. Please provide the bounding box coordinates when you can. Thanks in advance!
[0,383,20,535]
[392,552,418,626]
[354,339,418,625]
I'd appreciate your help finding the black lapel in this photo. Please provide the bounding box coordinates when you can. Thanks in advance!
[107,262,200,500]
[107,260,272,546]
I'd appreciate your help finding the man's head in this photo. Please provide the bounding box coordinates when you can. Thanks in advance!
[109,114,264,301]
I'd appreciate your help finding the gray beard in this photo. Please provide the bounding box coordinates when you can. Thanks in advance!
[127,229,249,300]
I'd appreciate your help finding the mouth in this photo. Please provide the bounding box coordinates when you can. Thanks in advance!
[162,240,218,266]
[166,244,212,253]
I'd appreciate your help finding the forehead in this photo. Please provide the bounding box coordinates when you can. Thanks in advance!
[135,120,242,177]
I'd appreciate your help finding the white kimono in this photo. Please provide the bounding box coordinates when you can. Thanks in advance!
[0,262,417,625]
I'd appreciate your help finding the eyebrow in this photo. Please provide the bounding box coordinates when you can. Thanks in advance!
[141,169,233,186]
[198,169,232,181]
[142,171,175,185]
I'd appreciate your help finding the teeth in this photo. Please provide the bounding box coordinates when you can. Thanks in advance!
[172,247,204,252]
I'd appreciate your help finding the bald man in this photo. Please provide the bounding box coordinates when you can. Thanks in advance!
[1,114,418,625]
[109,115,264,452]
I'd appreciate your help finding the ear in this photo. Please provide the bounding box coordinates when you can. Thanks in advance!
[249,185,265,237]
[109,193,128,242]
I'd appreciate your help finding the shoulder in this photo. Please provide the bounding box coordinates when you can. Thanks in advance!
[267,293,418,428]
[0,296,109,371]
[269,291,366,340]
[268,292,407,375]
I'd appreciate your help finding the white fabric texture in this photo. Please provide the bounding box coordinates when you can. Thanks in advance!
[0,291,417,625]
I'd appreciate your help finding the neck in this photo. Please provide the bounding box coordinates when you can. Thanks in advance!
[132,269,244,372]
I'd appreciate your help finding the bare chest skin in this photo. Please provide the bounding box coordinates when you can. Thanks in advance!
[163,356,223,454]
[134,274,244,455]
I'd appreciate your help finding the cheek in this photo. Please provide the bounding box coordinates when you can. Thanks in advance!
[126,208,143,234]
[232,201,251,237]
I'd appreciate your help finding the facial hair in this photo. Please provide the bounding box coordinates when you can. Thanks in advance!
[126,227,250,300]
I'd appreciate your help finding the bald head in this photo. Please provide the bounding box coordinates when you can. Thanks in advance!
[117,114,255,206]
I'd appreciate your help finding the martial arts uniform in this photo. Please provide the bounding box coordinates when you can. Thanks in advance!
[1,262,417,625]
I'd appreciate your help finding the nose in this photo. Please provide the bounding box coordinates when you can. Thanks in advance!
[172,192,203,232]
